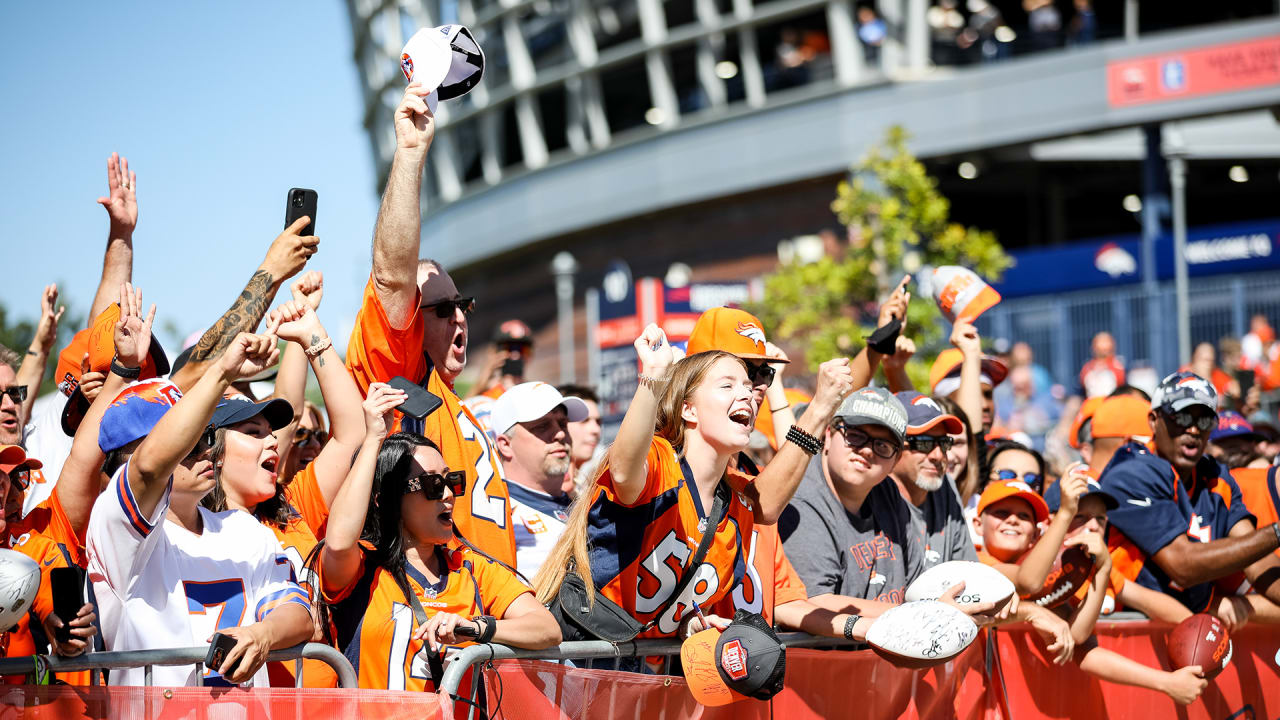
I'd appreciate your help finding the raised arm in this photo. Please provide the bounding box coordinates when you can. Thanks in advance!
[1008,469,1087,595]
[852,275,911,392]
[15,284,64,423]
[169,218,317,391]
[89,153,137,322]
[58,283,151,536]
[269,294,366,506]
[951,320,985,435]
[131,333,278,517]
[762,342,796,441]
[371,83,436,328]
[607,324,673,506]
[321,384,405,595]
[271,271,323,477]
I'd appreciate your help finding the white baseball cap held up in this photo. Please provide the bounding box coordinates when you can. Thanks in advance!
[400,25,485,113]
[489,382,589,436]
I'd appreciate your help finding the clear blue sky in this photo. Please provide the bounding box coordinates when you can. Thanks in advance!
[0,2,379,356]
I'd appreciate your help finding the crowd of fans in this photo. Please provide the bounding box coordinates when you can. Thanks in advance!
[0,79,1278,712]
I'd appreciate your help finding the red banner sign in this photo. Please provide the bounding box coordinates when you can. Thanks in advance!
[485,621,1280,719]
[1107,35,1280,108]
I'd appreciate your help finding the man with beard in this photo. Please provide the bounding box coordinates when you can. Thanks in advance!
[1101,372,1280,613]
[891,391,977,577]
[490,383,589,578]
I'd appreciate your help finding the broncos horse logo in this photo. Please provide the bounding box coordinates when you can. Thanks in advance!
[735,322,766,347]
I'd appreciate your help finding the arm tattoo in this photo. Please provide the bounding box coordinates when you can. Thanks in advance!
[188,270,276,362]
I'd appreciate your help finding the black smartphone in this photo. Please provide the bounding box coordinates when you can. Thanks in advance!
[454,624,479,638]
[50,566,85,644]
[205,632,241,678]
[1235,368,1255,398]
[284,188,318,236]
[387,376,444,420]
[500,356,524,378]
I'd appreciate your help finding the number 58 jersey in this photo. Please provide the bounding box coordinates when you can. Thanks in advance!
[86,462,310,688]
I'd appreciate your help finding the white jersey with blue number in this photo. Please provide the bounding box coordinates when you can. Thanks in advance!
[506,481,571,581]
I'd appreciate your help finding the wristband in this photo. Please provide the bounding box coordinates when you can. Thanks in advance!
[843,614,861,641]
[771,403,790,412]
[475,615,497,644]
[866,316,902,355]
[304,337,332,359]
[786,426,823,455]
[110,357,142,379]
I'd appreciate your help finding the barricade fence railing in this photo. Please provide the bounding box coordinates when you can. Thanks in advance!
[0,642,357,689]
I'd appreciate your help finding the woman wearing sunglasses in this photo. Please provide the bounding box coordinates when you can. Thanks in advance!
[199,300,366,686]
[983,439,1048,496]
[533,324,854,643]
[313,383,559,691]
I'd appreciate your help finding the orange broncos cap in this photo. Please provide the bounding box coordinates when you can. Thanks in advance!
[1091,395,1153,440]
[1068,396,1105,449]
[929,349,1008,393]
[685,308,785,363]
[976,478,1049,524]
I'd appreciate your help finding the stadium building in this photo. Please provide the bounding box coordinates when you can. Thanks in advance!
[346,0,1280,399]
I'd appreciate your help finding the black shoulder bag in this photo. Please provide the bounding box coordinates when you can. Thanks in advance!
[552,480,731,643]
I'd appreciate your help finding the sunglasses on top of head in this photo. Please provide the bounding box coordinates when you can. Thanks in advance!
[423,297,476,319]
[745,361,776,388]
[405,470,467,500]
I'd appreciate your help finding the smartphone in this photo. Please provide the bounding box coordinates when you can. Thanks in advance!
[205,632,242,678]
[1235,368,1255,398]
[500,356,524,378]
[387,376,444,419]
[454,624,479,638]
[284,188,318,236]
[50,566,86,644]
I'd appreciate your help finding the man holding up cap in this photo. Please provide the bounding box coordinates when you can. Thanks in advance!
[490,382,588,578]
[780,388,918,604]
[1100,371,1280,613]
[890,392,977,575]
[344,78,518,566]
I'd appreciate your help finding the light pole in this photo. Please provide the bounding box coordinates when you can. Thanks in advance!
[1166,141,1191,365]
[551,251,579,383]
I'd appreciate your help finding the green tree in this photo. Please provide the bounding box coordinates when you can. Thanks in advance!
[751,126,1011,381]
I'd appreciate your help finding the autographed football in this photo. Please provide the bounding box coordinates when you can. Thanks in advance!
[865,601,979,669]
[1024,545,1094,608]
[1167,613,1232,680]
[0,549,40,631]
[904,560,1016,611]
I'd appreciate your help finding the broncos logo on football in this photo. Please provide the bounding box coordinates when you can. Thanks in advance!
[735,322,766,346]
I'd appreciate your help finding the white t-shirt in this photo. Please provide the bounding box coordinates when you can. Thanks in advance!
[21,391,74,517]
[506,481,570,581]
[86,462,309,687]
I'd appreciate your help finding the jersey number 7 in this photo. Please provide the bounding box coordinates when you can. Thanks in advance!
[185,579,247,686]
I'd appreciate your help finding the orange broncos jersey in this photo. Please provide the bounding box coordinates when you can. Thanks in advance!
[587,437,756,638]
[265,462,335,688]
[715,524,808,625]
[346,277,516,567]
[317,543,530,691]
[5,529,90,685]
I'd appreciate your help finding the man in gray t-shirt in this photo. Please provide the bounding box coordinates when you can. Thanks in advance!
[779,388,918,604]
[891,392,979,579]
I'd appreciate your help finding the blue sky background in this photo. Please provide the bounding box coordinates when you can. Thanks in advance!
[1,3,379,358]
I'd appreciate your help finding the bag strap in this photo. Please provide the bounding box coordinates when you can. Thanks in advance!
[639,476,731,632]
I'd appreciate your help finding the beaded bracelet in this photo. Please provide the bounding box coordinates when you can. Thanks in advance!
[786,425,823,455]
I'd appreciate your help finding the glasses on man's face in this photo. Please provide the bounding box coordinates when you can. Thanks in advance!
[1160,410,1215,433]
[423,297,476,319]
[293,427,328,447]
[0,386,28,405]
[405,470,467,500]
[833,423,900,459]
[994,469,1042,487]
[185,426,218,460]
[745,362,776,388]
[905,435,955,455]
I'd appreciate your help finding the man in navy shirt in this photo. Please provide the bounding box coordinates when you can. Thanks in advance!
[1101,371,1280,613]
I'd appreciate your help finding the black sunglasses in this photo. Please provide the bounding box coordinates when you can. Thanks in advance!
[745,362,776,388]
[185,426,218,460]
[905,435,955,454]
[405,470,467,500]
[833,423,900,459]
[0,386,28,405]
[293,427,328,447]
[423,297,475,319]
[1159,410,1215,433]
[7,467,29,491]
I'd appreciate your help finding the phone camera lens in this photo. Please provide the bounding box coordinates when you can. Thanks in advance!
[292,195,304,208]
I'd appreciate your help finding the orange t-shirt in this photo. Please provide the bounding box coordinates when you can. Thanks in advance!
[318,543,530,691]
[346,277,517,567]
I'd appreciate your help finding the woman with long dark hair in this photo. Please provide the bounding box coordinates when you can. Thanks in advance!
[314,383,559,691]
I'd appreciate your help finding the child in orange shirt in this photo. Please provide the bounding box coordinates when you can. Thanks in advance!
[974,478,1207,705]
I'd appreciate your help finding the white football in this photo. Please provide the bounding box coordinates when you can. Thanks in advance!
[865,600,979,669]
[0,549,39,630]
[904,560,1016,609]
